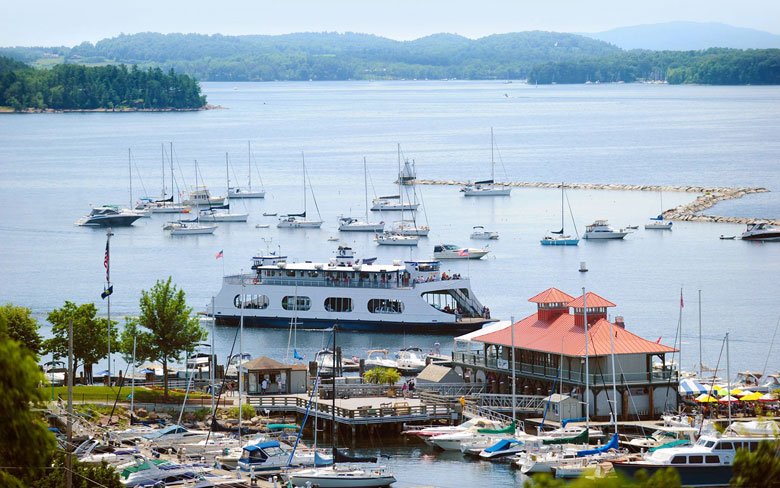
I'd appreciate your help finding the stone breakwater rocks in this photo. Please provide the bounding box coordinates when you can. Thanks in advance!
[415,180,778,225]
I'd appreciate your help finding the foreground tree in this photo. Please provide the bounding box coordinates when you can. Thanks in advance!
[731,440,780,487]
[121,277,206,397]
[0,303,42,355]
[0,335,56,486]
[45,301,118,382]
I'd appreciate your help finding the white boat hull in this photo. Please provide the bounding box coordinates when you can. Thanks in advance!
[339,222,385,232]
[463,187,511,196]
[375,234,419,246]
[228,188,265,199]
[583,231,628,239]
[278,219,323,228]
[433,250,488,259]
[287,467,396,488]
[645,222,673,230]
[371,203,419,212]
[168,224,218,235]
[198,212,249,222]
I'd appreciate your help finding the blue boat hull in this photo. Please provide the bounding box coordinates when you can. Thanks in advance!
[540,239,579,246]
[214,315,485,334]
[612,462,733,487]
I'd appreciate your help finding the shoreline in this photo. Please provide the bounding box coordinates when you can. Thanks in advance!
[0,104,223,114]
[415,179,778,225]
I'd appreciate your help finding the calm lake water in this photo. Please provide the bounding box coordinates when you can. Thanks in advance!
[1,82,780,486]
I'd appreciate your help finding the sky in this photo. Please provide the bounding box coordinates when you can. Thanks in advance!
[2,0,779,47]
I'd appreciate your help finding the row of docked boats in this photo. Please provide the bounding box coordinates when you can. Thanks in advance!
[404,414,780,484]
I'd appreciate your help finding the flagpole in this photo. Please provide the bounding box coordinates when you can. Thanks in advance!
[106,227,113,381]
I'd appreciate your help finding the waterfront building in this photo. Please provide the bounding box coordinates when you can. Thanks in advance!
[451,288,678,420]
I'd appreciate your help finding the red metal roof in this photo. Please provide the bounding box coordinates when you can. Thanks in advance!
[528,288,576,304]
[473,313,676,357]
[567,292,616,309]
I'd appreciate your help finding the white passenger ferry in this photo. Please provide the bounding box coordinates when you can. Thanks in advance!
[210,246,493,333]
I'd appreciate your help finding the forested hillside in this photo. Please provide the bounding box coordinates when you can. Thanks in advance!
[0,59,206,111]
[2,31,779,85]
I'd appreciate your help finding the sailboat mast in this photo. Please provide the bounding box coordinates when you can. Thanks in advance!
[398,144,403,222]
[583,287,590,431]
[609,312,618,434]
[490,127,495,182]
[225,153,229,192]
[698,290,703,376]
[364,157,369,222]
[169,142,174,199]
[128,148,132,209]
[161,143,166,199]
[726,332,732,424]
[247,141,252,190]
[302,152,307,215]
[331,325,338,462]
[561,183,565,233]
[238,276,245,445]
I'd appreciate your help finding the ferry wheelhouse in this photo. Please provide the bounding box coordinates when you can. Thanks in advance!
[211,246,493,333]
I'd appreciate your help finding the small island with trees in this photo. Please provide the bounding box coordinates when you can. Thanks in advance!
[0,56,207,112]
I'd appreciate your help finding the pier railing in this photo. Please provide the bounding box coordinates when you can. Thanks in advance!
[453,351,677,386]
[248,395,452,424]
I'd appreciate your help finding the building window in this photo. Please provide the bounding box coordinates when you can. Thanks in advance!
[234,294,269,309]
[368,299,404,314]
[324,297,353,312]
[282,296,311,311]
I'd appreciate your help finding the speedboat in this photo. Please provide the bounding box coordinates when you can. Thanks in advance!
[623,426,696,452]
[285,464,396,488]
[339,216,385,232]
[375,232,419,246]
[478,438,527,461]
[741,222,780,241]
[120,455,211,487]
[143,424,212,448]
[429,422,516,451]
[225,352,252,378]
[76,205,143,227]
[364,349,398,370]
[237,440,333,471]
[403,417,503,441]
[74,438,140,466]
[470,226,499,240]
[582,220,628,239]
[395,347,426,374]
[433,244,489,259]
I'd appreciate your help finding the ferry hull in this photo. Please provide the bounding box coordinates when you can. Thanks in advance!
[612,463,733,487]
[214,315,485,334]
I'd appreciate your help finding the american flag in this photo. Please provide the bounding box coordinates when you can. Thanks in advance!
[103,240,109,282]
[457,248,470,257]
[215,249,224,260]
[680,289,684,308]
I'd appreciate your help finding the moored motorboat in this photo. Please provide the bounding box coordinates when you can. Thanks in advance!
[433,244,489,259]
[371,195,419,212]
[76,205,143,227]
[375,232,419,246]
[741,222,780,241]
[164,221,217,235]
[182,187,225,207]
[582,220,628,240]
[470,226,499,240]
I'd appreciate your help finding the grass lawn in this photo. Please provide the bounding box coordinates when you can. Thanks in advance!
[44,385,212,404]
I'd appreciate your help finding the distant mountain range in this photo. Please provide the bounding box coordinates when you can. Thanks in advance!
[586,22,780,51]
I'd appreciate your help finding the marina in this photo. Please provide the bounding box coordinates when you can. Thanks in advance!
[1,81,779,487]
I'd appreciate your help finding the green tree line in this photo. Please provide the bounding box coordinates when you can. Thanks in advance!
[3,32,778,84]
[527,48,780,84]
[0,59,206,111]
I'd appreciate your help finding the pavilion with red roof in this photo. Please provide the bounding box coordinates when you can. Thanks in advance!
[451,288,679,420]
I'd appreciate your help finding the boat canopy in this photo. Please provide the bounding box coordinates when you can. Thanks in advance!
[244,441,281,452]
[576,434,618,457]
[478,421,516,434]
[483,439,522,453]
[474,179,494,185]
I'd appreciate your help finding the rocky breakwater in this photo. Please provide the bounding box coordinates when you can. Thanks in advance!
[415,180,777,225]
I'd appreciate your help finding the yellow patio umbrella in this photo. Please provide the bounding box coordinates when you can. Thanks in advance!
[740,391,765,401]
[728,388,744,397]
[711,385,728,396]
[695,393,719,403]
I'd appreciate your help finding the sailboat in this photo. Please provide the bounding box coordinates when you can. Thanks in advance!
[398,158,416,185]
[461,128,512,197]
[339,158,385,232]
[136,143,190,214]
[285,326,396,488]
[541,183,579,246]
[389,146,430,236]
[164,160,218,235]
[645,191,673,230]
[278,152,323,228]
[376,145,419,246]
[227,141,266,199]
[194,153,249,223]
